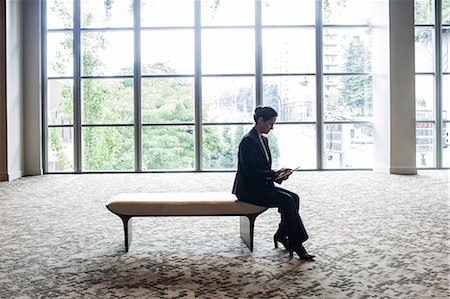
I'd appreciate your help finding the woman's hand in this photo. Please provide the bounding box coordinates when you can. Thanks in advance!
[275,168,286,178]
[275,168,293,182]
[282,168,293,180]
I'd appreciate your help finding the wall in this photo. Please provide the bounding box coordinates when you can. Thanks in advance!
[22,0,42,176]
[1,0,42,181]
[6,0,24,180]
[0,0,7,181]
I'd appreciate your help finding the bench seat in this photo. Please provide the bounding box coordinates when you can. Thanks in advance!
[106,192,267,252]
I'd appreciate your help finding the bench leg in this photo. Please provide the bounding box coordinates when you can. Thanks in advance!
[119,215,133,252]
[240,214,258,252]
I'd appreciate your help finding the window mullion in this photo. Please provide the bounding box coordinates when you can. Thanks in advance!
[255,0,262,106]
[134,0,142,172]
[435,0,443,167]
[315,0,324,169]
[194,0,202,171]
[74,0,82,172]
[42,0,48,173]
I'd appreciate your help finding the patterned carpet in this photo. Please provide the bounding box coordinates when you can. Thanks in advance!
[0,170,448,298]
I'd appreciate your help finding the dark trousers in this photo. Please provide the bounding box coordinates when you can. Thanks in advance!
[242,186,309,245]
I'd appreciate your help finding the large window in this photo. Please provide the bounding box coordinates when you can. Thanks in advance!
[415,0,450,167]
[44,0,374,173]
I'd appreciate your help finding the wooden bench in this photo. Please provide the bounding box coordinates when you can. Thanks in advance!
[106,192,267,252]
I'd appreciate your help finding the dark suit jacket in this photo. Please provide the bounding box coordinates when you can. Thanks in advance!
[232,127,277,200]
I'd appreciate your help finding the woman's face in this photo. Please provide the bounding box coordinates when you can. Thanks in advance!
[261,116,277,134]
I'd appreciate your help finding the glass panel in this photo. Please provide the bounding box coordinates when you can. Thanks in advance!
[81,31,133,76]
[48,79,73,125]
[82,126,134,171]
[81,79,134,125]
[142,126,195,170]
[141,78,194,123]
[47,0,73,29]
[202,29,254,74]
[323,28,372,73]
[323,123,373,168]
[141,0,194,27]
[415,75,435,120]
[416,122,435,167]
[202,77,255,123]
[444,1,450,24]
[141,30,194,75]
[323,0,371,25]
[442,28,450,72]
[443,122,450,167]
[262,0,315,25]
[262,28,315,74]
[270,124,317,170]
[201,0,254,26]
[415,28,435,72]
[414,0,434,25]
[47,127,74,172]
[47,32,73,77]
[263,76,316,122]
[202,125,253,170]
[81,0,133,28]
[443,75,450,121]
[203,124,316,170]
[323,75,373,121]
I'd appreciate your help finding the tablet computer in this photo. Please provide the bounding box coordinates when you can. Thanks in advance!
[275,166,300,180]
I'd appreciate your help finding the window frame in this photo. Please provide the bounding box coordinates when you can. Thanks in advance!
[42,0,378,173]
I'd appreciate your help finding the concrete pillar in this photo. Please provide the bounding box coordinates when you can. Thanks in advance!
[373,0,417,174]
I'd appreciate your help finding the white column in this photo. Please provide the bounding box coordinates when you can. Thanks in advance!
[6,0,24,180]
[373,0,417,174]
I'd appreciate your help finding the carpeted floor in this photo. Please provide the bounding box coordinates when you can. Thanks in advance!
[0,170,449,298]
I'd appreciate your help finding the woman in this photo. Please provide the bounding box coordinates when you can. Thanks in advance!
[232,106,314,260]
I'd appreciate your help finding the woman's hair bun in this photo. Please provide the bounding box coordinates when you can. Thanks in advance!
[253,106,277,122]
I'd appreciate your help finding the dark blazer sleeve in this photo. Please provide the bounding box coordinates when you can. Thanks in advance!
[238,137,276,185]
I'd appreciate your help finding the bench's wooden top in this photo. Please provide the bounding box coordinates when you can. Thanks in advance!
[106,192,267,216]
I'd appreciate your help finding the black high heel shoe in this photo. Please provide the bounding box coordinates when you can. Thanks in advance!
[289,244,315,260]
[274,234,290,251]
